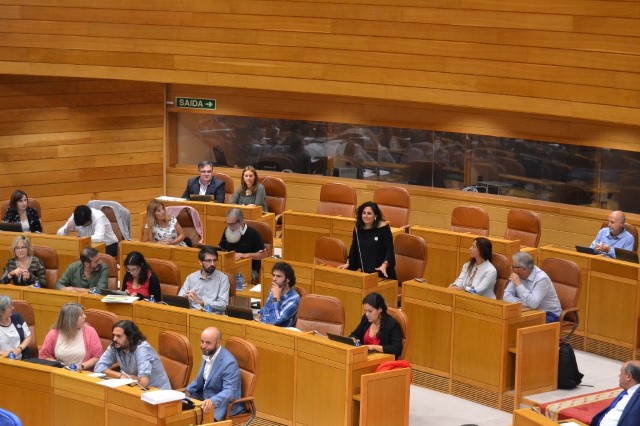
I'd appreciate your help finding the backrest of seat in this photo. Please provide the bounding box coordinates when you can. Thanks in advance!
[225,337,259,401]
[313,237,347,267]
[394,233,427,287]
[505,209,541,247]
[294,286,307,299]
[214,172,234,203]
[316,183,357,217]
[97,253,118,290]
[386,307,409,360]
[174,208,202,246]
[32,245,59,289]
[600,221,638,252]
[147,258,181,296]
[373,187,411,228]
[261,176,287,217]
[245,220,273,257]
[451,206,490,236]
[159,331,193,389]
[1,198,42,219]
[296,294,345,336]
[12,300,38,358]
[491,253,510,300]
[101,206,124,242]
[541,258,581,314]
[84,309,118,351]
[224,271,236,306]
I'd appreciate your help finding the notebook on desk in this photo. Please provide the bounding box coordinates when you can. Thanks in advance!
[575,245,597,255]
[100,289,127,296]
[614,248,639,264]
[327,333,376,353]
[0,222,23,232]
[189,194,216,202]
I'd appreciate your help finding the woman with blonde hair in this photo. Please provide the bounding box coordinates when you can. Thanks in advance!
[1,236,46,286]
[229,166,268,212]
[39,302,103,371]
[142,200,186,246]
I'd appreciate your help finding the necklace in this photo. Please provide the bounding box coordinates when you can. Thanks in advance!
[245,189,252,196]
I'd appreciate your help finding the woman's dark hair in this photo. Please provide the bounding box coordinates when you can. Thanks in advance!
[362,292,388,339]
[113,320,146,349]
[355,202,384,230]
[123,251,151,283]
[9,189,28,209]
[467,237,493,278]
[272,261,296,287]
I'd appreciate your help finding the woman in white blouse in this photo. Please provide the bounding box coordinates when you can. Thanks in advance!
[449,237,497,299]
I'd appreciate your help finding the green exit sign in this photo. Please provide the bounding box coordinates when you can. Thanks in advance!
[175,97,216,110]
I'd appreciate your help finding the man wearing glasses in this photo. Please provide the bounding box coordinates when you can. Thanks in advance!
[179,246,230,312]
[181,160,226,203]
[503,252,562,323]
[218,208,267,282]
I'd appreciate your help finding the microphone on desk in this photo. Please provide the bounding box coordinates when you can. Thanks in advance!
[354,226,365,273]
[120,370,149,391]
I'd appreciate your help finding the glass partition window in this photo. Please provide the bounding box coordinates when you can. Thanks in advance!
[172,112,640,213]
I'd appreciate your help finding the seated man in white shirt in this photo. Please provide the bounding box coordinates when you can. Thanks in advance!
[57,205,119,257]
[590,360,640,426]
[178,246,230,313]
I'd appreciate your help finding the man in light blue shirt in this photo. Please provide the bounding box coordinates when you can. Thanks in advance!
[94,320,171,390]
[591,210,635,258]
[503,252,562,323]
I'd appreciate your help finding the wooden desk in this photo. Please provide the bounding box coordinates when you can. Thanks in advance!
[409,226,522,286]
[402,280,555,411]
[0,232,96,288]
[0,357,212,426]
[261,257,398,333]
[512,408,587,426]
[154,198,275,243]
[539,245,640,361]
[118,240,252,288]
[1,286,399,426]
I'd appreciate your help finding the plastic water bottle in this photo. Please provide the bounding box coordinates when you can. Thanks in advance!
[204,304,214,313]
[8,351,16,360]
[32,280,41,288]
[69,363,77,371]
[89,287,99,295]
[149,295,156,303]
[236,273,244,291]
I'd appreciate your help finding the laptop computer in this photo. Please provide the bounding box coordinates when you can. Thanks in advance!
[100,288,128,296]
[575,245,597,255]
[225,305,255,321]
[327,333,376,353]
[615,248,640,264]
[0,222,23,233]
[162,294,191,309]
[189,194,216,202]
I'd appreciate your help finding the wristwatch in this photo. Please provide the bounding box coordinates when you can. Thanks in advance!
[272,297,279,303]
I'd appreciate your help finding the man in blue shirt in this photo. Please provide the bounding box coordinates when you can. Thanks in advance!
[591,210,635,258]
[258,262,300,327]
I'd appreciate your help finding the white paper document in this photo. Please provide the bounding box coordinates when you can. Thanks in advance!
[96,378,135,388]
[101,295,138,304]
[141,390,185,405]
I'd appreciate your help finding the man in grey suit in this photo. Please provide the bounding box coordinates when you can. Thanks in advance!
[185,327,245,421]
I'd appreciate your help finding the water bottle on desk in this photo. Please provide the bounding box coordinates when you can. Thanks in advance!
[32,280,41,288]
[8,351,16,360]
[89,287,99,295]
[236,273,244,291]
[149,295,156,303]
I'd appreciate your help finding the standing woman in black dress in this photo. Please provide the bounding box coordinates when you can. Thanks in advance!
[338,201,396,279]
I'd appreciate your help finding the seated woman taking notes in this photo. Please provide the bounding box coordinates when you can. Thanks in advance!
[449,237,497,298]
[3,189,42,233]
[349,293,403,359]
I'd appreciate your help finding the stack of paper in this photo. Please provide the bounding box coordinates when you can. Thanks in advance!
[101,295,138,304]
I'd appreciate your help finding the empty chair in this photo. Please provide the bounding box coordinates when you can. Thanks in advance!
[255,154,296,172]
[373,186,411,228]
[166,206,203,246]
[505,209,542,248]
[386,307,409,360]
[32,245,59,289]
[12,300,38,358]
[96,253,118,290]
[394,233,427,304]
[245,220,273,257]
[314,237,348,267]
[541,258,582,339]
[316,183,357,217]
[491,253,510,300]
[224,337,259,424]
[85,309,118,351]
[214,172,234,203]
[600,221,638,252]
[451,206,490,236]
[87,200,131,241]
[295,294,345,336]
[408,161,445,188]
[147,258,181,296]
[261,176,287,234]
[1,198,42,220]
[158,331,193,390]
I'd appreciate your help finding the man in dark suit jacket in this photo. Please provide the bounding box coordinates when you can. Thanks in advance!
[591,360,640,426]
[181,160,226,203]
[185,327,245,421]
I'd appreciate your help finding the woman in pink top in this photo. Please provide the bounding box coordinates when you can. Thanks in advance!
[39,302,103,371]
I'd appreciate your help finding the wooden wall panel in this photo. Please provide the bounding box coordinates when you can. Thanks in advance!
[0,76,164,238]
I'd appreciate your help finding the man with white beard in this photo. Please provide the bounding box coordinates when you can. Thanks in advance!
[218,208,267,282]
[179,246,229,313]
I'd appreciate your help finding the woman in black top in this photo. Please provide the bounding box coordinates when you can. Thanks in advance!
[339,201,396,279]
[349,292,403,359]
[3,189,42,233]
